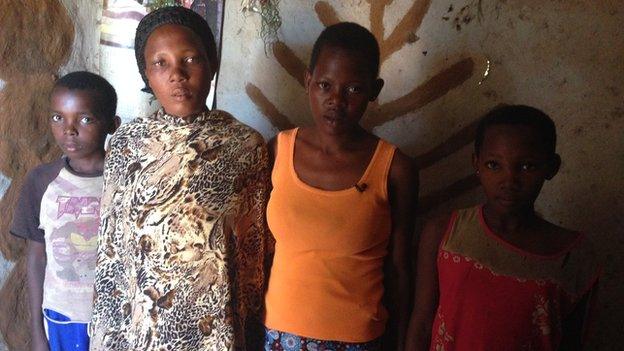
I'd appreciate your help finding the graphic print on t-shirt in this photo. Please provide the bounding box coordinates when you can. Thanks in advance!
[51,197,100,283]
[38,167,104,321]
[56,196,100,219]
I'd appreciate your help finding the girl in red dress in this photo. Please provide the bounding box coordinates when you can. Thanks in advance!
[406,105,600,351]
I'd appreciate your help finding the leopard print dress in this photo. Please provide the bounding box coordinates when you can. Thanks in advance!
[90,108,271,351]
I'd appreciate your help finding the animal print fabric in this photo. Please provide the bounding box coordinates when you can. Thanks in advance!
[90,108,271,351]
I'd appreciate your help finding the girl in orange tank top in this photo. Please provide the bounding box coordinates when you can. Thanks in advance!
[264,23,418,351]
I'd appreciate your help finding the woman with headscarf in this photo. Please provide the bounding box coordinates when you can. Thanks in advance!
[89,6,271,351]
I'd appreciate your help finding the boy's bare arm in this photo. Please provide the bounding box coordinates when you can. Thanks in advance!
[385,151,418,351]
[405,213,450,351]
[26,240,48,351]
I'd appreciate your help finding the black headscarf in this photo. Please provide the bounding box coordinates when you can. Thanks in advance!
[134,6,218,94]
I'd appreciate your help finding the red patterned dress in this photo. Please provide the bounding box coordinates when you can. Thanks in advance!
[431,206,600,351]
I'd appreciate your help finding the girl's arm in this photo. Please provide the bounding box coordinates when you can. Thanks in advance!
[560,283,598,350]
[26,240,49,351]
[405,214,450,351]
[385,151,418,351]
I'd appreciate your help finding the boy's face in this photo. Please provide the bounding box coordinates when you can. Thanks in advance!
[49,87,112,162]
[473,124,560,215]
[144,24,213,119]
[305,46,383,136]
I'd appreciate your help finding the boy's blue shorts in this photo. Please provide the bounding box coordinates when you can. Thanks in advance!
[43,309,89,351]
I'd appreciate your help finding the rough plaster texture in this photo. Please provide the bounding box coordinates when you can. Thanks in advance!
[0,0,101,349]
[100,45,159,124]
[58,0,102,75]
[217,1,623,349]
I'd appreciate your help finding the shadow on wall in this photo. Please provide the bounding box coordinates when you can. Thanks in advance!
[245,0,482,214]
[239,1,624,349]
[0,0,73,349]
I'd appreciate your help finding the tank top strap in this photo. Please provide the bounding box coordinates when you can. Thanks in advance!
[441,206,481,251]
[360,138,397,198]
[275,130,396,198]
[273,128,298,173]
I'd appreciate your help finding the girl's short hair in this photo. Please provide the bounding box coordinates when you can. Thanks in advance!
[475,105,557,155]
[309,22,380,80]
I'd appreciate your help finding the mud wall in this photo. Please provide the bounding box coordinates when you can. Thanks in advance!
[0,0,101,349]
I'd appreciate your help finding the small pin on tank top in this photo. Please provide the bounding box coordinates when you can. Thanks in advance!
[354,183,368,192]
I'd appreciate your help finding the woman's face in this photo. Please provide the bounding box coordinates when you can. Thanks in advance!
[304,46,382,136]
[144,24,213,119]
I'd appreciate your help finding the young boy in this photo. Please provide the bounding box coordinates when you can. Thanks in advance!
[10,71,119,351]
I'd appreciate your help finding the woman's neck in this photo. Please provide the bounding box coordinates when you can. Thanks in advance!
[310,125,370,154]
[164,105,209,122]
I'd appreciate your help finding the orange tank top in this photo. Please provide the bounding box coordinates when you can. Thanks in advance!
[264,128,396,342]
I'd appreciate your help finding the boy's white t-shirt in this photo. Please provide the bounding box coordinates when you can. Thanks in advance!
[10,158,102,322]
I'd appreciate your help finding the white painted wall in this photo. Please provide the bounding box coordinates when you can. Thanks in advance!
[216,1,624,349]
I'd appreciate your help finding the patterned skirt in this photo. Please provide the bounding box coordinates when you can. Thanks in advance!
[264,328,382,351]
